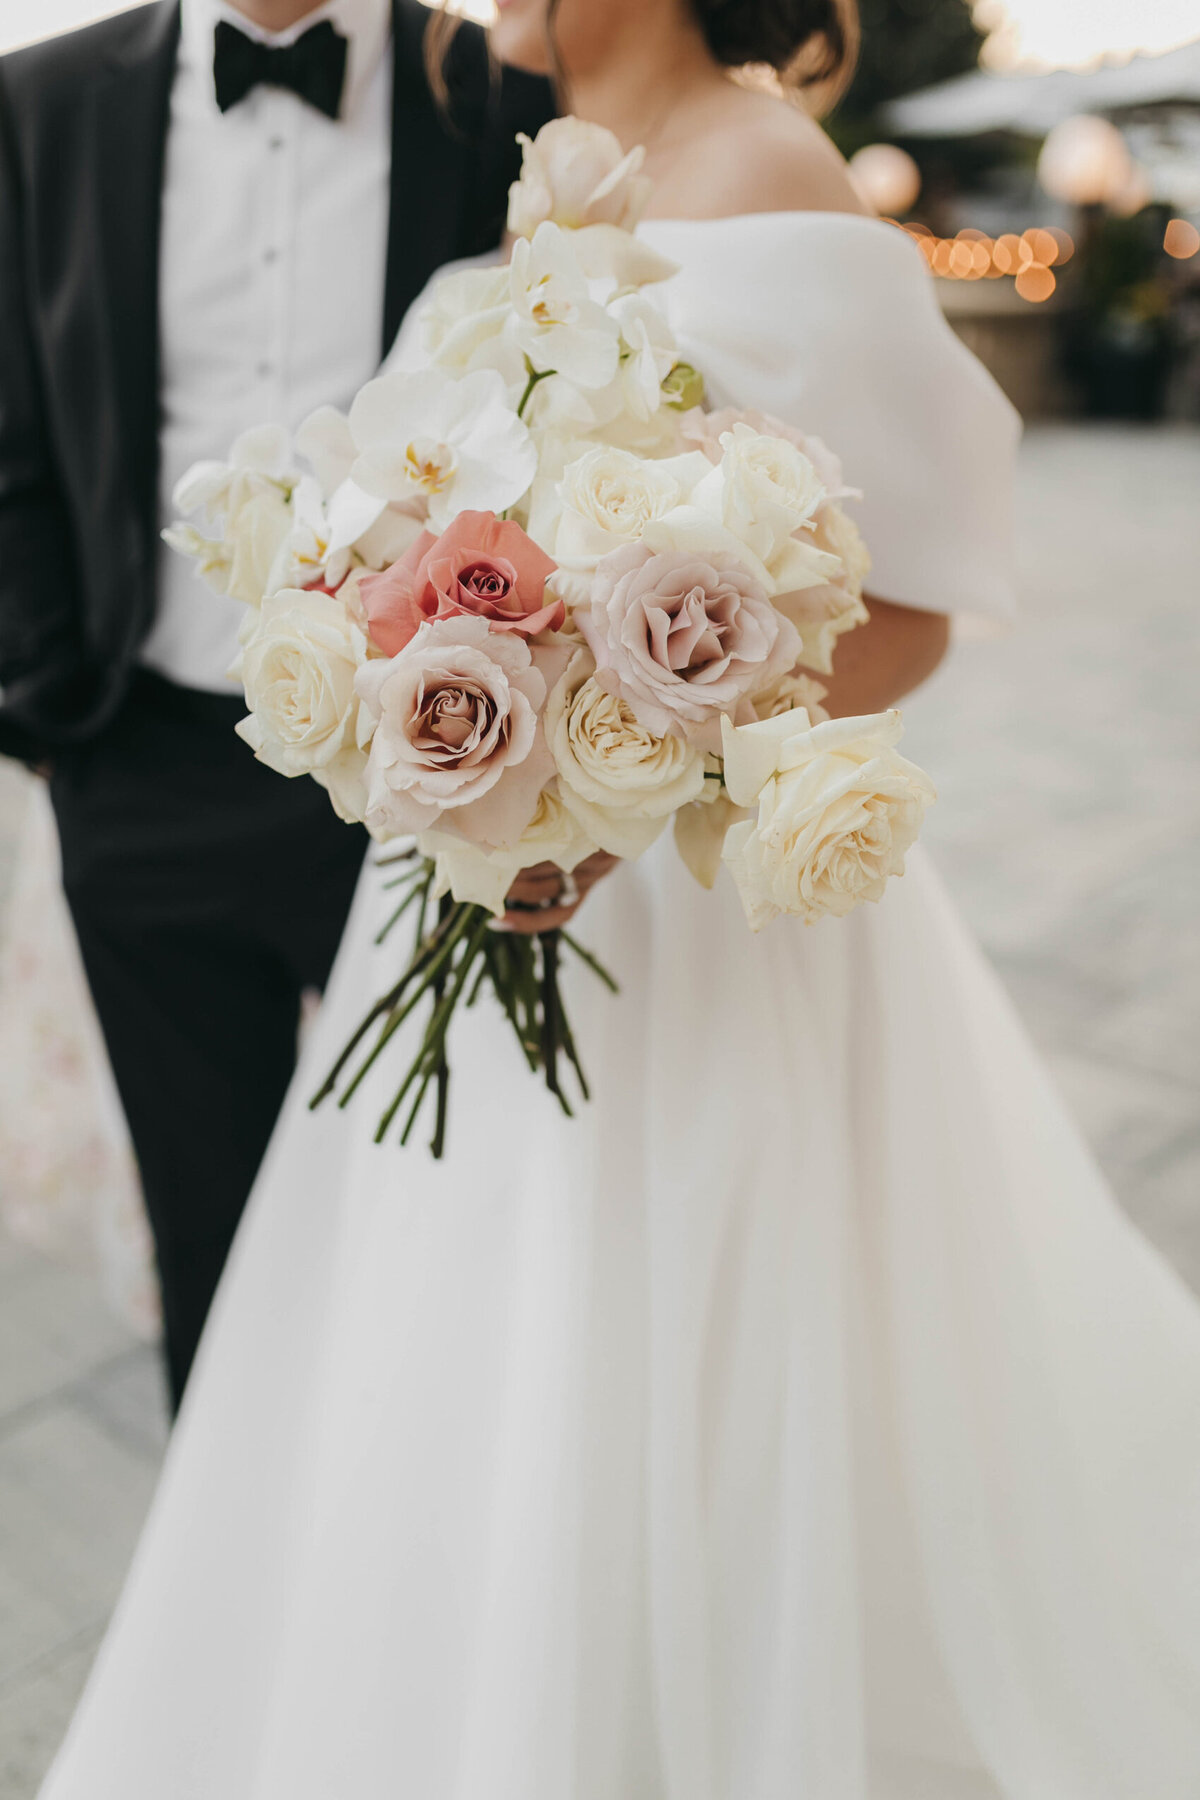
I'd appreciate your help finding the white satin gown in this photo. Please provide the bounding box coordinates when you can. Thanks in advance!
[41,215,1200,1800]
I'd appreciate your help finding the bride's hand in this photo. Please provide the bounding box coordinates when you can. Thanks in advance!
[500,852,619,935]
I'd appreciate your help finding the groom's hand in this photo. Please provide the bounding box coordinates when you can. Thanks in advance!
[500,852,619,935]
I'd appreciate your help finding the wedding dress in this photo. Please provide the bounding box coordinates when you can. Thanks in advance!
[40,215,1200,1800]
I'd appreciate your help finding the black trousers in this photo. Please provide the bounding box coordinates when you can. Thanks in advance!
[50,670,367,1409]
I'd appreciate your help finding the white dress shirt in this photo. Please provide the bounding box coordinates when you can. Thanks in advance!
[143,0,392,693]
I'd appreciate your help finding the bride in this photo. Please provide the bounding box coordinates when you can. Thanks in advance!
[40,2,1200,1796]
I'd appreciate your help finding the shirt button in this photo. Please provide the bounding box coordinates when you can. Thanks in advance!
[257,360,273,378]
[269,135,285,151]
[264,248,279,265]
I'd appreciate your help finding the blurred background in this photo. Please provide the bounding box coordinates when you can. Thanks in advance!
[1,0,1198,1792]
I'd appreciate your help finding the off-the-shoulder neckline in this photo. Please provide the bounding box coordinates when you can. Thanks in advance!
[639,210,903,237]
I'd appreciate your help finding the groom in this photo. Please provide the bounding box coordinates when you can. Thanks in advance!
[0,0,552,1407]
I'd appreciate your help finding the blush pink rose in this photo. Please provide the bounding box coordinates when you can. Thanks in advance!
[358,510,564,656]
[355,615,557,849]
[578,543,799,747]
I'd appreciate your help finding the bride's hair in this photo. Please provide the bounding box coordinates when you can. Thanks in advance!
[427,0,859,116]
[692,0,859,103]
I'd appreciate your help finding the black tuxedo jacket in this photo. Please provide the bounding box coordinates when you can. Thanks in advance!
[0,0,553,763]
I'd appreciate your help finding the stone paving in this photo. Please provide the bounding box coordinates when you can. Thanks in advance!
[0,423,1197,1794]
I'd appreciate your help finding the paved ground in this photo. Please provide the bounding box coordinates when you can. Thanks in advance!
[0,423,1197,1792]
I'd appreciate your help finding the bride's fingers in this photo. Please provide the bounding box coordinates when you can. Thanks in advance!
[499,852,621,933]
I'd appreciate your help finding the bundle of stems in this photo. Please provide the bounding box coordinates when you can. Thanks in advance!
[309,850,617,1157]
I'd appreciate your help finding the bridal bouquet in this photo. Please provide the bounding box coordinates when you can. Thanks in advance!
[167,118,935,1153]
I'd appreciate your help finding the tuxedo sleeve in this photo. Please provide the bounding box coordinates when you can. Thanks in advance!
[0,71,88,764]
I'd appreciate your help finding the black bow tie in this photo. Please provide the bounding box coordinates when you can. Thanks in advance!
[213,18,348,120]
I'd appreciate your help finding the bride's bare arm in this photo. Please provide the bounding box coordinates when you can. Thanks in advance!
[818,598,950,719]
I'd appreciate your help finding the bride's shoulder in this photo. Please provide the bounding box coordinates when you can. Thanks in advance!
[654,89,867,222]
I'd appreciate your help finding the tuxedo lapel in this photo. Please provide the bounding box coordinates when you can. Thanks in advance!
[94,1,181,551]
[382,0,473,357]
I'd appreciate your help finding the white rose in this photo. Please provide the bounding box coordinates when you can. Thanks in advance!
[507,118,652,238]
[644,457,841,604]
[814,502,871,597]
[224,486,295,607]
[751,668,830,723]
[532,446,709,600]
[720,708,936,930]
[770,505,871,675]
[678,424,840,598]
[421,782,598,917]
[774,582,870,677]
[169,424,296,608]
[546,650,705,858]
[234,588,376,820]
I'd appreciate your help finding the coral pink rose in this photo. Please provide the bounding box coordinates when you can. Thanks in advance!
[578,543,799,747]
[358,511,563,655]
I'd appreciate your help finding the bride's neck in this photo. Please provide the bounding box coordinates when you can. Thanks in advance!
[563,17,728,156]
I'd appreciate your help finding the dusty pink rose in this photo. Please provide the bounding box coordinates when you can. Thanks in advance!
[355,615,555,848]
[578,543,799,746]
[358,511,563,656]
[679,406,856,501]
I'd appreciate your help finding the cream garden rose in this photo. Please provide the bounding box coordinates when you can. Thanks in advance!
[752,668,830,723]
[235,587,376,824]
[546,650,706,858]
[774,505,872,674]
[167,424,296,608]
[530,446,710,601]
[720,708,936,930]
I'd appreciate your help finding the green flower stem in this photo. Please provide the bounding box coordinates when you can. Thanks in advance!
[313,857,618,1151]
[517,362,555,419]
[562,931,620,995]
[374,872,430,947]
[337,904,478,1108]
[374,909,491,1146]
[553,968,589,1104]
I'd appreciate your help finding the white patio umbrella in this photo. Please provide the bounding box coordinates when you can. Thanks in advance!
[884,38,1200,138]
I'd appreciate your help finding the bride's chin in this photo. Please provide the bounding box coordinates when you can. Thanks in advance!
[488,0,554,77]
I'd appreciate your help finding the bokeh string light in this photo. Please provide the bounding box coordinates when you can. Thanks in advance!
[1164,218,1200,260]
[892,223,1076,302]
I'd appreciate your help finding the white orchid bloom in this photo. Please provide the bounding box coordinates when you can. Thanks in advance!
[421,264,521,382]
[610,291,679,421]
[295,405,357,498]
[347,367,537,532]
[509,222,622,393]
[264,475,334,595]
[160,522,231,594]
[172,422,294,521]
